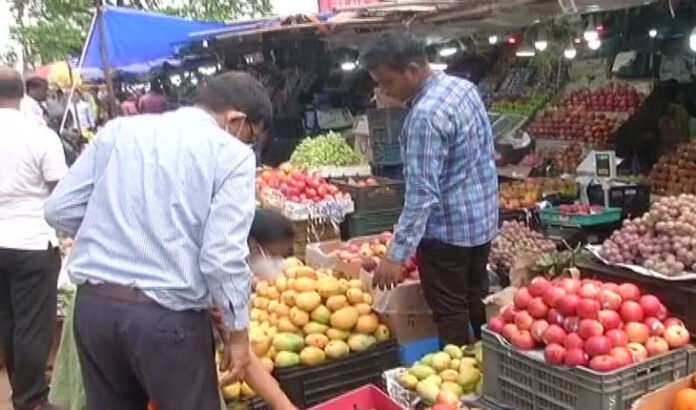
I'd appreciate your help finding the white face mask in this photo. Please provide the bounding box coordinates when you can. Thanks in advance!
[248,246,284,281]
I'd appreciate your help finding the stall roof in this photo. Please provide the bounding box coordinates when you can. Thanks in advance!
[188,12,336,41]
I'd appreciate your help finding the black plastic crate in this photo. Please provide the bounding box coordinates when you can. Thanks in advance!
[543,221,622,247]
[371,164,403,180]
[340,208,402,240]
[587,183,651,219]
[579,259,696,341]
[367,108,408,145]
[372,142,402,165]
[482,327,696,410]
[331,177,405,213]
[274,341,399,409]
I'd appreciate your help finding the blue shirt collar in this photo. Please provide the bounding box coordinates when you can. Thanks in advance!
[408,71,443,108]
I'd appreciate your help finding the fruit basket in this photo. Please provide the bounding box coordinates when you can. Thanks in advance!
[481,327,696,410]
[331,176,405,213]
[540,206,622,227]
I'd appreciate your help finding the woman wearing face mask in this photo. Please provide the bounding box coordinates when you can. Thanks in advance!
[50,209,297,410]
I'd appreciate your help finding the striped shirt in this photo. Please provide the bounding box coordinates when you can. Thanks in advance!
[388,72,499,261]
[44,107,256,331]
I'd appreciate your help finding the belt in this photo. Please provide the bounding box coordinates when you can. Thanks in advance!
[79,282,157,304]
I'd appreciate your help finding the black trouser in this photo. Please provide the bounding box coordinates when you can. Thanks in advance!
[417,238,491,346]
[73,284,220,410]
[0,246,60,410]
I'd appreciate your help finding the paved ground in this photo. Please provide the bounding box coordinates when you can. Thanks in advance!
[1,370,11,410]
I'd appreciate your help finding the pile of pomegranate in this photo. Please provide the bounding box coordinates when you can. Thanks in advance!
[650,141,696,196]
[489,221,556,273]
[599,194,696,276]
[559,83,644,113]
[488,277,691,372]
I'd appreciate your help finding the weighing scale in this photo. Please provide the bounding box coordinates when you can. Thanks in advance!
[576,150,620,207]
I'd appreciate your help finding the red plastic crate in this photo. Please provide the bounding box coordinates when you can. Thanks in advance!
[309,384,405,410]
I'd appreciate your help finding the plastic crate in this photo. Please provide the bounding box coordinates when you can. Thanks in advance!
[225,397,268,410]
[274,341,400,409]
[372,142,402,165]
[482,327,696,410]
[340,208,402,240]
[309,384,404,410]
[543,221,622,247]
[540,207,622,227]
[372,164,403,180]
[331,177,405,213]
[587,183,651,219]
[398,337,441,366]
[578,259,696,341]
[368,108,408,145]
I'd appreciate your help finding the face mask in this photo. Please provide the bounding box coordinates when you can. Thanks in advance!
[248,246,284,281]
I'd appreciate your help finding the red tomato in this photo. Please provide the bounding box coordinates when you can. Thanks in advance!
[299,194,308,201]
[317,184,328,197]
[296,180,307,190]
[289,195,300,203]
[306,188,317,199]
[260,170,273,181]
[328,185,339,194]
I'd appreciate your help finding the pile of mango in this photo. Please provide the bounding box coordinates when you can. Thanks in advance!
[398,343,483,404]
[249,258,391,370]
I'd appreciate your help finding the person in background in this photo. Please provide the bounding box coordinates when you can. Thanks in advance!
[360,32,498,346]
[0,67,68,410]
[67,90,96,132]
[45,88,67,133]
[119,91,139,116]
[21,76,49,126]
[44,71,272,410]
[138,81,168,114]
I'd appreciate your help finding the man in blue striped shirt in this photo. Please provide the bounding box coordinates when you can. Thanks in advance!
[44,72,272,410]
[361,32,498,345]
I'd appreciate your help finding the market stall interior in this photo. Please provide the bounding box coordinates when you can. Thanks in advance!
[12,0,696,409]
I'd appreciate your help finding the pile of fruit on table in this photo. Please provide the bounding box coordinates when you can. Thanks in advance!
[289,131,365,168]
[488,276,691,371]
[247,258,391,370]
[396,343,483,405]
[489,92,548,116]
[557,204,606,215]
[489,221,557,274]
[527,108,622,144]
[547,142,584,175]
[499,178,578,210]
[650,140,696,196]
[559,83,645,113]
[599,194,696,276]
[256,164,345,204]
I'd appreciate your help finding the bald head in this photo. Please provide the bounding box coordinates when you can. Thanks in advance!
[0,67,24,108]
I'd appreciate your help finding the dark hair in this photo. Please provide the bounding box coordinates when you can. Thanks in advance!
[360,31,427,71]
[194,71,273,129]
[250,209,295,247]
[25,76,48,92]
[0,68,24,99]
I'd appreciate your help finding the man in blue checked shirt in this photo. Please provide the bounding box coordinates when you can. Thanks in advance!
[361,32,499,345]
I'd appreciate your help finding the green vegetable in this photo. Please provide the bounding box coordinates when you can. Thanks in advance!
[290,132,365,168]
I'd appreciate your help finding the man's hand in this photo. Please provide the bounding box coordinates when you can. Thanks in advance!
[218,329,251,385]
[373,258,405,291]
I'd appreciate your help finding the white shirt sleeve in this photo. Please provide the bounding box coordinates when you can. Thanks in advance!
[41,129,68,182]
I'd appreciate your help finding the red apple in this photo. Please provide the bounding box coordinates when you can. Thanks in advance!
[542,324,567,345]
[563,316,581,334]
[645,336,670,356]
[514,311,535,331]
[577,298,601,319]
[656,304,668,320]
[644,317,665,336]
[599,290,623,311]
[544,343,566,365]
[639,295,662,318]
[528,297,550,319]
[618,283,641,301]
[502,324,520,341]
[620,301,645,322]
[602,282,620,293]
[564,332,585,350]
[501,305,518,323]
[579,283,601,300]
[529,277,552,298]
[627,342,648,362]
[598,310,622,331]
[543,286,567,309]
[664,325,690,348]
[589,354,618,372]
[514,287,533,310]
[488,316,506,334]
[625,322,650,344]
[558,294,580,317]
[606,329,629,347]
[610,347,634,368]
[559,278,581,295]
[565,347,589,367]
[531,320,550,343]
[664,317,686,329]
[585,336,612,357]
[512,330,536,350]
[578,319,605,340]
[547,309,565,326]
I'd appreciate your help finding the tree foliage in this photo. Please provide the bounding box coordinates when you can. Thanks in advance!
[9,0,273,68]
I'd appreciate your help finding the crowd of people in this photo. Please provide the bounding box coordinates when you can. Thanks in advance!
[0,30,499,410]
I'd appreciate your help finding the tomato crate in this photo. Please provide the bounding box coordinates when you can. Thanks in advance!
[482,327,696,410]
[273,341,400,409]
[368,108,408,145]
[578,259,696,341]
[340,208,402,240]
[539,207,622,227]
[331,177,405,212]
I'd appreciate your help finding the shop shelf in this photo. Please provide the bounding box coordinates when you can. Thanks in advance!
[274,341,399,409]
[482,327,696,410]
[331,177,405,213]
[340,208,402,240]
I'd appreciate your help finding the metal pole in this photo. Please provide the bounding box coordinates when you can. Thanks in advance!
[96,3,118,119]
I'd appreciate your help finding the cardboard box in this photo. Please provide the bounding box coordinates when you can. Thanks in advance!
[632,375,692,410]
[304,240,344,270]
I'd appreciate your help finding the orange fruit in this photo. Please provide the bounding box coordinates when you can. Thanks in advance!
[673,388,696,410]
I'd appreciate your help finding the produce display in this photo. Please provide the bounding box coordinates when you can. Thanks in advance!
[547,143,584,175]
[599,194,696,276]
[289,132,365,168]
[671,374,696,410]
[257,165,344,204]
[557,204,605,216]
[488,277,691,371]
[340,176,380,188]
[560,83,644,113]
[490,93,548,116]
[328,232,419,280]
[527,108,622,144]
[650,140,696,196]
[247,258,391,370]
[489,221,557,273]
[499,178,578,210]
[396,343,483,404]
